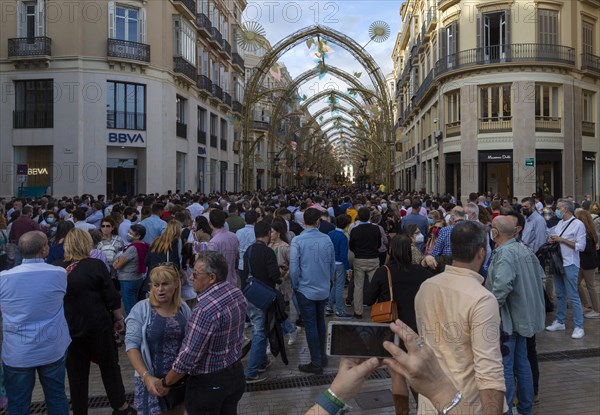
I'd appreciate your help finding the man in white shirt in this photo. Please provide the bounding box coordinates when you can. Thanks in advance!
[545,198,587,339]
[119,207,138,245]
[187,195,204,221]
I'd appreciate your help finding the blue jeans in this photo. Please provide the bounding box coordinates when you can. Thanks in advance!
[327,263,346,314]
[3,354,69,415]
[245,302,268,378]
[120,278,144,315]
[295,291,326,366]
[503,334,533,415]
[554,264,584,328]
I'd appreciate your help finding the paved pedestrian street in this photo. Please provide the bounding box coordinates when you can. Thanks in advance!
[20,275,600,415]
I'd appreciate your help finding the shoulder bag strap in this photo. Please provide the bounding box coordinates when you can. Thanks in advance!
[558,218,575,238]
[384,265,393,302]
[247,245,253,276]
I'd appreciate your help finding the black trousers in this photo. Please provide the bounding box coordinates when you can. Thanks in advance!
[66,328,127,415]
[185,361,245,415]
[526,335,540,395]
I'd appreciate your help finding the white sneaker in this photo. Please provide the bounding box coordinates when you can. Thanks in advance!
[571,327,585,339]
[584,311,600,319]
[545,321,566,332]
[288,326,301,345]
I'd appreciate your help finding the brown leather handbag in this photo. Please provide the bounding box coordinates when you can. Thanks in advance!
[370,265,398,323]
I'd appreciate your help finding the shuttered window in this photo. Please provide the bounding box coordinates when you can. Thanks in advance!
[538,9,558,45]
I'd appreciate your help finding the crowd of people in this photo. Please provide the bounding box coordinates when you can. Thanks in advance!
[0,187,598,415]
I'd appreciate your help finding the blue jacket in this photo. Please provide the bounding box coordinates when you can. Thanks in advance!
[290,228,335,301]
[328,228,350,271]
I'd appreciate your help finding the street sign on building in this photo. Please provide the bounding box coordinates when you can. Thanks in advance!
[525,158,535,167]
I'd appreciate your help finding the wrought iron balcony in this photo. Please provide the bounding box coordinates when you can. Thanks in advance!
[222,92,232,108]
[210,134,218,147]
[210,27,223,49]
[8,37,51,58]
[582,52,600,73]
[13,110,53,129]
[176,121,187,138]
[402,103,412,123]
[173,56,196,82]
[172,0,196,18]
[413,70,434,106]
[211,83,223,101]
[197,130,207,144]
[196,13,211,37]
[535,116,561,133]
[107,38,150,63]
[232,53,245,72]
[232,100,243,114]
[436,43,575,77]
[252,120,269,131]
[221,39,231,57]
[197,74,212,93]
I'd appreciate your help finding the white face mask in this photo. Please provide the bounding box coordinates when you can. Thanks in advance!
[415,233,424,243]
[381,203,387,210]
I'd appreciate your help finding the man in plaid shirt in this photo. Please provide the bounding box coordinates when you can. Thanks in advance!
[157,251,248,413]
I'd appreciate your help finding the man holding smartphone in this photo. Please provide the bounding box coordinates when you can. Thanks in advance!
[290,208,336,375]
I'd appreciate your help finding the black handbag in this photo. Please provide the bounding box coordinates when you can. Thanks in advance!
[159,375,188,410]
[536,218,575,276]
[242,246,277,310]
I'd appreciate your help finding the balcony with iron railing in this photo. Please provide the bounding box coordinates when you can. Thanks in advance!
[197,74,212,93]
[211,83,223,102]
[413,70,434,106]
[426,6,437,33]
[210,134,218,147]
[210,27,223,49]
[232,100,243,114]
[176,121,187,138]
[479,116,512,133]
[220,39,231,57]
[172,0,196,19]
[8,37,51,59]
[107,38,150,63]
[197,130,207,144]
[13,110,53,129]
[232,52,244,71]
[436,43,575,77]
[252,120,269,131]
[581,52,600,74]
[402,103,412,122]
[535,116,561,132]
[222,92,232,108]
[173,57,196,83]
[196,13,211,37]
[582,121,595,137]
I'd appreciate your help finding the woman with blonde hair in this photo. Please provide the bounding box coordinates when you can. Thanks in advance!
[575,209,600,318]
[142,220,183,299]
[126,265,191,415]
[56,228,135,415]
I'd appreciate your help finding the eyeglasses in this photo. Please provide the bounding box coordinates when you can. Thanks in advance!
[101,224,112,228]
[191,270,212,279]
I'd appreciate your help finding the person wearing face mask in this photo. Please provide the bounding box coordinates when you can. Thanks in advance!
[41,211,58,238]
[520,197,547,255]
[113,224,149,314]
[119,207,138,246]
[403,224,425,265]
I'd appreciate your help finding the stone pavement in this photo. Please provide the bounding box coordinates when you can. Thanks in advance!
[22,273,600,414]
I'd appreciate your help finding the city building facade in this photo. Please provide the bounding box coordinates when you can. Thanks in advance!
[0,0,247,198]
[393,0,600,201]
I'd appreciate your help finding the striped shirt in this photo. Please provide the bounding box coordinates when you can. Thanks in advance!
[172,281,247,375]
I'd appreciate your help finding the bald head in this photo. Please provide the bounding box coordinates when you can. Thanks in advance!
[450,206,466,223]
[18,231,48,259]
[493,215,517,237]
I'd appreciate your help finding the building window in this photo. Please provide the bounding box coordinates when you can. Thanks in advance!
[176,96,187,138]
[173,16,196,64]
[17,0,44,38]
[210,113,218,147]
[582,21,594,55]
[479,85,512,132]
[582,90,595,136]
[198,107,207,144]
[108,2,145,42]
[440,21,459,68]
[106,81,146,130]
[535,84,561,132]
[477,10,511,61]
[220,161,228,191]
[176,152,186,192]
[210,159,217,192]
[537,9,558,45]
[13,79,53,129]
[220,118,227,151]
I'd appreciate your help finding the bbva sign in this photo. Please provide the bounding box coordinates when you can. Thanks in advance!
[108,132,145,144]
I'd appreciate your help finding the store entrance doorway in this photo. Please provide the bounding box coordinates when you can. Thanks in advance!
[107,158,137,196]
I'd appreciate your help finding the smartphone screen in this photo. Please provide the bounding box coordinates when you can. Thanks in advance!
[328,322,397,358]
